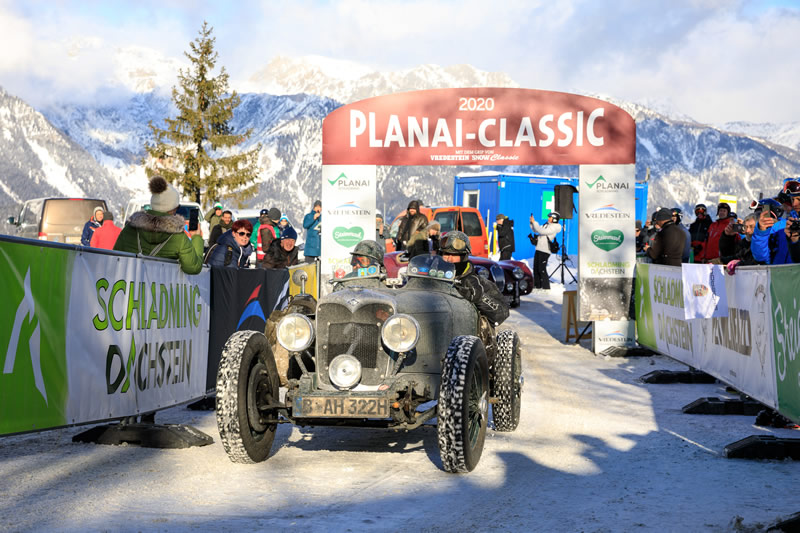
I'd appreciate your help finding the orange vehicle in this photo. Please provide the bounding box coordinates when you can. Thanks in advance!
[386,206,489,258]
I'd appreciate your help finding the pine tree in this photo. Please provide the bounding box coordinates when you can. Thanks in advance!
[144,21,261,208]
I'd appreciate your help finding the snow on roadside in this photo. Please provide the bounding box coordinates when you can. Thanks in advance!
[0,290,798,533]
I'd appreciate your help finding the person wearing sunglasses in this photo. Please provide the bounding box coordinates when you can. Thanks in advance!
[751,180,800,265]
[204,219,254,269]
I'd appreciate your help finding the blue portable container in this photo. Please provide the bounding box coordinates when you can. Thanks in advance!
[453,172,648,259]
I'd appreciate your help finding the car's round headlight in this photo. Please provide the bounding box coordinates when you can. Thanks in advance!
[512,266,524,280]
[329,354,361,389]
[476,266,490,279]
[381,314,420,353]
[519,280,528,291]
[276,313,314,352]
[506,282,514,292]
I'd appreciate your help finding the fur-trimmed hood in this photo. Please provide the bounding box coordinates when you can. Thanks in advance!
[128,211,186,234]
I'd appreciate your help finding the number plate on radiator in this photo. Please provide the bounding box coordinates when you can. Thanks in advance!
[294,395,390,418]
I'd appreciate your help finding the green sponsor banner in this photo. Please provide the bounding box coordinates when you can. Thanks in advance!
[0,241,73,434]
[634,263,658,350]
[770,266,800,423]
[541,190,554,221]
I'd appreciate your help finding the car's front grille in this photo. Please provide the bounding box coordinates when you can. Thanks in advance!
[326,323,379,369]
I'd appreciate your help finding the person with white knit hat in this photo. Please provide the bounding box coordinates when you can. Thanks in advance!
[113,176,204,274]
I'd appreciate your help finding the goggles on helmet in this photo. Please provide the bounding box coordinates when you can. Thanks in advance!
[783,180,800,197]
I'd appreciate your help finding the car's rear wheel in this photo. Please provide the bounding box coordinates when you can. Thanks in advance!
[492,330,522,431]
[437,335,490,473]
[216,330,280,463]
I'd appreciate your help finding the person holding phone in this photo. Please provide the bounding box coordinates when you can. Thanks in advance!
[720,214,756,266]
[114,176,204,274]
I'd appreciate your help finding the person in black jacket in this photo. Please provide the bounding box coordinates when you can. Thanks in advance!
[719,214,758,265]
[495,214,515,260]
[645,208,686,266]
[262,226,299,269]
[688,203,713,262]
[208,210,234,246]
[395,200,428,251]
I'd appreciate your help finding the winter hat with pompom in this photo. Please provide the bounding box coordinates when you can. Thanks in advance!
[149,176,180,213]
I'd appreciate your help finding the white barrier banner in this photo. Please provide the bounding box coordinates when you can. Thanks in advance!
[636,264,777,409]
[682,264,728,319]
[66,253,210,421]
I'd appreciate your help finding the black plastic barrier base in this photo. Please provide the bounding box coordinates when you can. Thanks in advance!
[187,396,216,411]
[72,423,213,449]
[767,511,800,532]
[640,370,716,384]
[599,346,656,358]
[682,397,764,416]
[724,435,800,460]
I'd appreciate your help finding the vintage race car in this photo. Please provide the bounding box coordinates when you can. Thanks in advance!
[215,254,523,472]
[383,251,533,307]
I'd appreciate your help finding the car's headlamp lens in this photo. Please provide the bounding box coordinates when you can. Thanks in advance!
[506,282,514,291]
[476,266,490,279]
[329,354,361,389]
[512,266,524,280]
[381,314,420,353]
[519,280,528,291]
[276,313,314,352]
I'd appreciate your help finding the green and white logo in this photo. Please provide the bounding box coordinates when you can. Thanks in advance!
[327,172,369,189]
[634,264,657,350]
[586,175,606,188]
[541,191,555,220]
[333,227,364,247]
[591,229,624,251]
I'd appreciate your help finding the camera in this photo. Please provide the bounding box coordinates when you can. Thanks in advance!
[789,220,800,233]
[730,223,745,233]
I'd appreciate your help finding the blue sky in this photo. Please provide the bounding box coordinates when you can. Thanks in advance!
[1,0,798,124]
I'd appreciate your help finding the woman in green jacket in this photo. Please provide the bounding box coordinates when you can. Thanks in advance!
[113,176,204,274]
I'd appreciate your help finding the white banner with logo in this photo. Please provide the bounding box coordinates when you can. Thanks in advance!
[66,253,211,421]
[636,264,777,409]
[682,264,728,319]
[320,165,377,291]
[578,164,636,321]
[593,320,636,353]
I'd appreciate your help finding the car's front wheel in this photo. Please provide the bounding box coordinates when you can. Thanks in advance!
[216,330,280,463]
[492,330,522,431]
[437,335,490,473]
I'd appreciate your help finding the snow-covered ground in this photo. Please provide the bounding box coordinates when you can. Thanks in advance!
[1,287,799,532]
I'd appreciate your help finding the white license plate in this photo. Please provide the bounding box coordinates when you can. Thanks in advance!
[295,395,390,418]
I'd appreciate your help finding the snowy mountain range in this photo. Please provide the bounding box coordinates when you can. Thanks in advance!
[2,55,800,228]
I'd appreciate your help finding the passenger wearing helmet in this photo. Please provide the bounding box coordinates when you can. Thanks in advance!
[440,231,509,326]
[752,180,800,265]
[343,239,385,278]
[529,212,562,290]
[671,208,691,262]
[703,202,733,263]
[688,203,713,262]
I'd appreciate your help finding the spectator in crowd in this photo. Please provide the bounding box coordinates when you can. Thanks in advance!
[635,220,646,254]
[375,211,389,252]
[114,176,204,274]
[262,226,299,269]
[407,221,441,259]
[89,211,122,250]
[529,211,562,290]
[204,202,223,231]
[302,200,322,263]
[257,207,282,266]
[689,203,713,262]
[396,200,428,251]
[703,202,733,263]
[671,208,692,263]
[496,214,515,260]
[205,219,254,269]
[279,215,291,231]
[81,206,104,246]
[720,214,757,267]
[645,207,686,266]
[208,210,233,246]
[752,181,800,265]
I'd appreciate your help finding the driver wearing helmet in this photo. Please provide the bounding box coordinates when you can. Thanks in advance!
[439,231,509,326]
[343,239,385,278]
